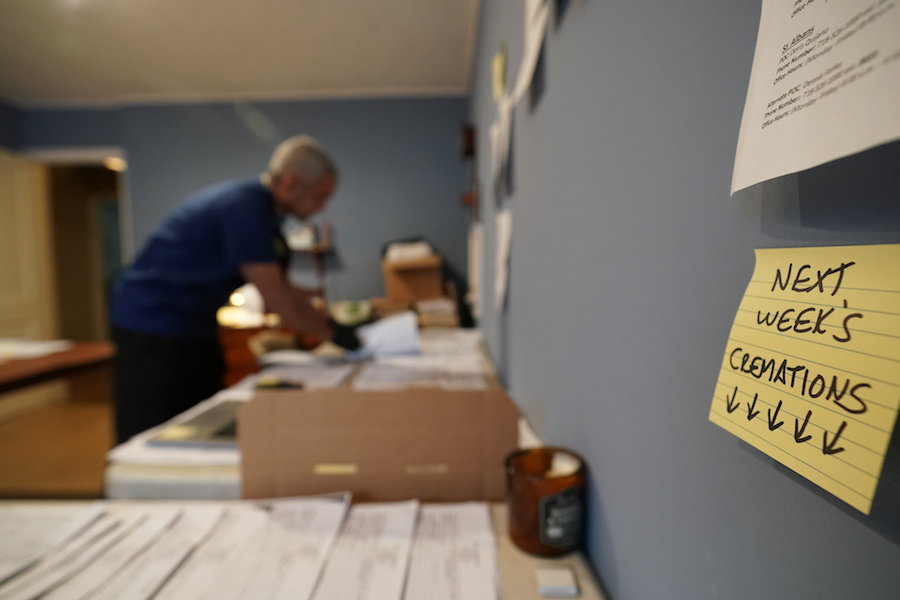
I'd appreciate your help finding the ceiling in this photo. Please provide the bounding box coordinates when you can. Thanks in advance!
[0,0,480,108]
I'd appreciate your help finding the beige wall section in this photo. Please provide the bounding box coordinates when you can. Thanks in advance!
[0,149,58,340]
[0,149,67,422]
[49,167,118,341]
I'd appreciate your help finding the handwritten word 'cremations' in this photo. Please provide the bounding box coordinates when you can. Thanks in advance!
[729,347,869,414]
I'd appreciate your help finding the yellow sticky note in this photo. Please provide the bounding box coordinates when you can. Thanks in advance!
[709,244,900,514]
[492,45,507,101]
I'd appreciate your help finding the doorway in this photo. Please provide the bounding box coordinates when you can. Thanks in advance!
[0,153,125,498]
[48,165,122,341]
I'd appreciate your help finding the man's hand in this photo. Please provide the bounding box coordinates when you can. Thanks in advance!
[239,263,331,339]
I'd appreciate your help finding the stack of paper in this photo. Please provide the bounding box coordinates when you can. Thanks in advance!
[352,356,488,391]
[0,497,351,600]
[370,297,412,320]
[0,498,503,600]
[347,311,421,360]
[156,498,348,600]
[0,339,72,361]
[352,328,488,391]
[415,298,459,328]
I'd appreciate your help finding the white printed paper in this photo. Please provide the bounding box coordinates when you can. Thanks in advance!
[0,499,513,600]
[312,501,419,600]
[0,339,72,360]
[494,208,513,310]
[42,508,180,600]
[403,503,499,600]
[0,510,144,600]
[152,506,267,600]
[157,498,348,600]
[348,311,421,360]
[511,0,551,104]
[0,503,103,585]
[89,506,224,600]
[418,328,484,356]
[490,95,514,196]
[732,0,900,193]
[256,349,320,366]
[468,222,483,319]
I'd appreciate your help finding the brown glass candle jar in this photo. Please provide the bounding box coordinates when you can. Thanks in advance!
[505,447,586,556]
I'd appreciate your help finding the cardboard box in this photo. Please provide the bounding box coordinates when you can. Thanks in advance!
[382,255,444,303]
[369,297,412,320]
[239,388,520,502]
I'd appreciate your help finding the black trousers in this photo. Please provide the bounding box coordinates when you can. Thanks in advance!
[112,326,225,444]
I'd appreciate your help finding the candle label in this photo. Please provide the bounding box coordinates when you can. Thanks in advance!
[538,487,583,549]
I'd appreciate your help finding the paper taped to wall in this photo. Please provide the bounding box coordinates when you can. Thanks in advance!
[511,0,551,104]
[494,208,513,310]
[709,244,900,513]
[731,0,900,194]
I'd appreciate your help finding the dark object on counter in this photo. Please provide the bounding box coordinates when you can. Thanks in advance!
[329,319,361,351]
[255,376,305,390]
[506,447,586,556]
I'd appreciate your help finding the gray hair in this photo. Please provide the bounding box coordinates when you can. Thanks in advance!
[262,135,338,186]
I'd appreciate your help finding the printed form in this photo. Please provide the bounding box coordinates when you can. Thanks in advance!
[0,503,103,584]
[42,507,180,600]
[404,503,499,600]
[0,499,507,599]
[156,497,348,600]
[89,505,224,600]
[311,501,419,600]
[0,509,146,600]
[732,0,900,193]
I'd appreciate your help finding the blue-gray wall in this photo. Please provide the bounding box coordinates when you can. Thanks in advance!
[19,108,121,148]
[0,101,17,149]
[471,1,900,599]
[19,98,469,300]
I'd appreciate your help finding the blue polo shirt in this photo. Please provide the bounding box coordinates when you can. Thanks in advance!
[111,179,279,338]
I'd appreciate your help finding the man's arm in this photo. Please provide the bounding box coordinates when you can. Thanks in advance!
[239,263,332,340]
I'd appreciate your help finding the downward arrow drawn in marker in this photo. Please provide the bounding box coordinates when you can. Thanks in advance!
[767,400,784,431]
[823,421,847,455]
[726,386,740,413]
[747,394,760,421]
[794,411,813,443]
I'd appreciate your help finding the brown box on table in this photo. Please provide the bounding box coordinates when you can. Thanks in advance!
[239,388,520,502]
[381,255,443,303]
